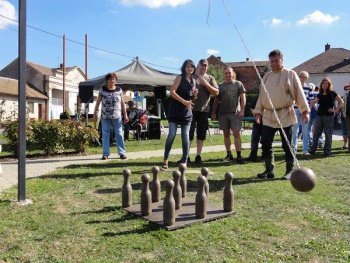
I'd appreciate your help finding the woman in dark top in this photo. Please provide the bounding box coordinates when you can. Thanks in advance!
[162,59,198,169]
[309,77,343,156]
[93,73,128,160]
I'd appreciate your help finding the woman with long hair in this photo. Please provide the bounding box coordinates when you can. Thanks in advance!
[309,77,343,156]
[161,59,198,169]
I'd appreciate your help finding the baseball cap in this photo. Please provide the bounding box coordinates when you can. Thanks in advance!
[199,59,208,66]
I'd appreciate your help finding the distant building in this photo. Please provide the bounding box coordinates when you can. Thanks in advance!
[293,43,350,95]
[0,76,48,122]
[0,58,86,120]
[206,55,269,92]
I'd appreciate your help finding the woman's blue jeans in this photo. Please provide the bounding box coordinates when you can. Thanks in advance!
[101,118,126,157]
[164,121,190,163]
[291,108,310,153]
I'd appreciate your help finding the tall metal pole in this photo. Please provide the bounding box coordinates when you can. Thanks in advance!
[62,34,66,112]
[85,34,88,80]
[18,0,27,202]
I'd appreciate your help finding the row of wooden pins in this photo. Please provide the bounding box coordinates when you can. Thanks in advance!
[122,164,234,226]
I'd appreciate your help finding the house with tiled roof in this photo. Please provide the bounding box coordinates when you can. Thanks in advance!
[0,77,48,122]
[0,58,86,119]
[207,55,269,92]
[293,44,350,95]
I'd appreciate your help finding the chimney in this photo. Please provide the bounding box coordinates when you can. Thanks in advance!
[217,56,221,61]
[246,58,249,62]
[325,43,330,51]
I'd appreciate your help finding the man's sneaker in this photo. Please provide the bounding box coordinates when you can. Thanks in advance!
[222,154,234,162]
[195,155,202,164]
[101,155,108,160]
[120,154,127,159]
[236,157,245,164]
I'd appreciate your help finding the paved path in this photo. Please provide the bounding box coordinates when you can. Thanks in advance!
[0,130,343,194]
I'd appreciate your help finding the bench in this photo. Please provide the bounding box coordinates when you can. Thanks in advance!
[241,117,255,130]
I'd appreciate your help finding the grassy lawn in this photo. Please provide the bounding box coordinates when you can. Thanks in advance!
[0,141,349,262]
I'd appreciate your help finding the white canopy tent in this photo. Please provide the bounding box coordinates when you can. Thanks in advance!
[78,58,177,92]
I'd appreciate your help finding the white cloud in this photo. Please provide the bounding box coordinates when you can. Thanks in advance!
[271,18,282,26]
[297,10,339,26]
[0,0,17,29]
[262,18,283,27]
[118,0,192,8]
[162,57,179,63]
[207,49,219,55]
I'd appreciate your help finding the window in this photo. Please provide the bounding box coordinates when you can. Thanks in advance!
[27,102,34,113]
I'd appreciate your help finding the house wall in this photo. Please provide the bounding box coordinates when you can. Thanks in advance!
[0,95,45,121]
[233,66,265,91]
[309,73,350,96]
[47,69,86,119]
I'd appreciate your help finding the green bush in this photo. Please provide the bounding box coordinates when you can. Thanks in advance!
[65,120,99,153]
[30,120,68,155]
[3,119,99,156]
[2,120,35,155]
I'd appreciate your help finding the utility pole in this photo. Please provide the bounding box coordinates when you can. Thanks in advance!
[18,0,28,203]
[62,34,66,112]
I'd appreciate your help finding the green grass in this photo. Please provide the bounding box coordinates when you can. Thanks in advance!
[0,141,349,262]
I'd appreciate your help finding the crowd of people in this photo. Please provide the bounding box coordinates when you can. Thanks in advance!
[92,49,349,180]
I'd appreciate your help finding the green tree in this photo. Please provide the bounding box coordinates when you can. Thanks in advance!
[257,64,271,84]
[207,65,224,84]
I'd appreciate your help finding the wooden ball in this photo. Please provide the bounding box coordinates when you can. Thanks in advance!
[290,167,316,192]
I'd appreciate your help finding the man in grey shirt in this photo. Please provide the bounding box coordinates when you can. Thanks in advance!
[189,59,219,164]
[211,67,246,164]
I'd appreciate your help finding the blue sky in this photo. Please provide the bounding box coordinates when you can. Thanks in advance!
[1,0,350,78]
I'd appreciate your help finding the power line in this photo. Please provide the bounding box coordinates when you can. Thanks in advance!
[0,14,179,71]
[3,24,127,67]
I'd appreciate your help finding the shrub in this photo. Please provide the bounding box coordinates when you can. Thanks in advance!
[31,120,69,155]
[3,119,99,156]
[3,120,35,155]
[65,120,99,153]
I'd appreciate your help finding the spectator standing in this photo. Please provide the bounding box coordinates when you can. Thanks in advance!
[341,84,350,152]
[309,77,343,156]
[93,73,128,160]
[291,71,314,155]
[211,67,246,164]
[161,59,198,169]
[309,86,323,147]
[189,59,219,164]
[247,95,263,162]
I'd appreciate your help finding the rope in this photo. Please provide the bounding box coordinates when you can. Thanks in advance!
[220,0,301,168]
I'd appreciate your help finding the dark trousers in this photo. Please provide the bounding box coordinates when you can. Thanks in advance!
[310,115,334,154]
[249,124,262,159]
[124,123,141,140]
[261,125,293,163]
